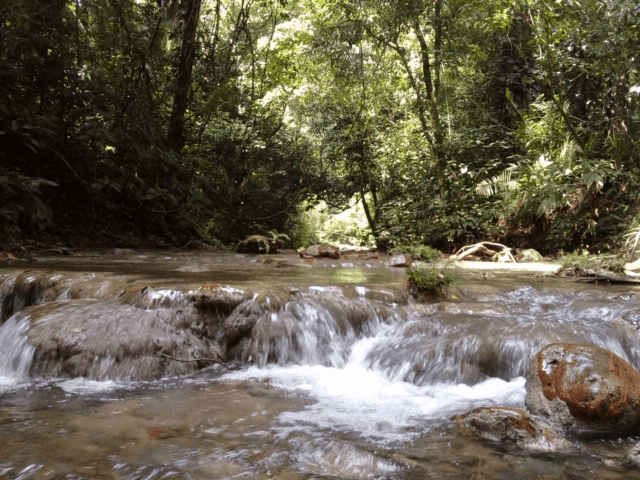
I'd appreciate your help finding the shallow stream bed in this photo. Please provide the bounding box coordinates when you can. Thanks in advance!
[1,251,640,479]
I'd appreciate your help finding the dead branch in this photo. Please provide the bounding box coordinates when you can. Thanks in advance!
[159,352,234,370]
[451,242,516,263]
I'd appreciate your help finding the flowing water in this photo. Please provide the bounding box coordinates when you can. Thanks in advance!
[1,251,640,479]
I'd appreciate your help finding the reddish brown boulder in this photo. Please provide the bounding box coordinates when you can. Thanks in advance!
[299,245,340,259]
[525,343,640,437]
[453,407,572,453]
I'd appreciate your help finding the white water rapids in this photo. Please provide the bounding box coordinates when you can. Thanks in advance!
[1,283,640,449]
[225,334,526,445]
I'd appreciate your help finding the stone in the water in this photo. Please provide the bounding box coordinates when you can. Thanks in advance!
[525,343,640,437]
[515,249,543,262]
[299,245,340,259]
[453,406,572,453]
[237,235,276,254]
[385,253,411,267]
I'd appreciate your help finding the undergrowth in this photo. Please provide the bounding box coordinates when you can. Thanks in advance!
[558,250,626,276]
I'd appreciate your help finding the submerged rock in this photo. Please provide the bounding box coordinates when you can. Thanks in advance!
[299,245,340,259]
[453,407,572,453]
[525,343,640,437]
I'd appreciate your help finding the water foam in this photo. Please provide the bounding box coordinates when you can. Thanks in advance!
[55,378,119,394]
[224,332,526,444]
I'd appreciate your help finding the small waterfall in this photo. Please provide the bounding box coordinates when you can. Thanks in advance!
[0,313,35,388]
[364,287,640,385]
[225,285,640,444]
[250,292,399,367]
[247,286,640,386]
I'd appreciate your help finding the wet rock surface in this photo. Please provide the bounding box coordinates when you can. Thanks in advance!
[24,299,225,381]
[223,299,268,349]
[453,406,573,453]
[526,343,640,437]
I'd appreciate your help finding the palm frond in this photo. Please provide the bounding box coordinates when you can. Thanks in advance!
[624,226,640,261]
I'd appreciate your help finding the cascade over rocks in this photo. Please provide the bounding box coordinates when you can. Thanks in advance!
[0,272,68,323]
[525,343,640,437]
[248,293,396,367]
[453,407,573,453]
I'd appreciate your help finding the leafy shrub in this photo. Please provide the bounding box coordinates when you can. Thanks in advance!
[0,171,57,234]
[558,250,625,276]
[395,244,442,262]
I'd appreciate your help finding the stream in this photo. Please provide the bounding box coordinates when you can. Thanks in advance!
[1,251,640,479]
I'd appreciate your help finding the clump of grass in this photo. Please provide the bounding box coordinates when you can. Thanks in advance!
[558,250,626,276]
[406,266,454,300]
[395,244,442,262]
[624,224,640,262]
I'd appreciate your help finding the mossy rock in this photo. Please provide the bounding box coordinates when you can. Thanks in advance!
[515,249,543,262]
[236,235,277,254]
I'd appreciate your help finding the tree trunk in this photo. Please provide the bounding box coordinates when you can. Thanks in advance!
[413,17,446,198]
[167,0,202,153]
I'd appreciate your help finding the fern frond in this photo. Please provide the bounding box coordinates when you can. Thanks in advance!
[475,169,518,196]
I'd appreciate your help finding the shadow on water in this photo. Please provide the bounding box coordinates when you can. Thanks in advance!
[1,252,640,478]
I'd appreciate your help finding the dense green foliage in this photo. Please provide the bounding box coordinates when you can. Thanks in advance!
[394,244,442,262]
[1,0,638,251]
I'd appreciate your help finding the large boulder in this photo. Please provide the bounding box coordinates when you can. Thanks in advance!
[452,407,572,453]
[24,299,224,381]
[525,343,640,437]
